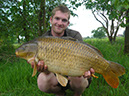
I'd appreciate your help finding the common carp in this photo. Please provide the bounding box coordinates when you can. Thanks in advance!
[15,36,125,88]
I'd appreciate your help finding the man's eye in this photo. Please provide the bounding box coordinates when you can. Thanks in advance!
[55,17,60,20]
[62,19,68,22]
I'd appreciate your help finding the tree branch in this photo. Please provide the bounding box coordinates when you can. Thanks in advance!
[98,12,107,23]
[91,9,110,37]
[92,10,105,28]
[100,12,109,30]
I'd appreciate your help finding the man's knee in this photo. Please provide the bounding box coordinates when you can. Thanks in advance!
[37,72,54,93]
[69,77,89,90]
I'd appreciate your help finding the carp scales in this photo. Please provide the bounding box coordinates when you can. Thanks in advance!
[15,36,125,88]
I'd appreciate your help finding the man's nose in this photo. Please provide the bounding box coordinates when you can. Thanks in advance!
[58,19,63,24]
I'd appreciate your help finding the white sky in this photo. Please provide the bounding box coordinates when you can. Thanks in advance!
[69,5,125,37]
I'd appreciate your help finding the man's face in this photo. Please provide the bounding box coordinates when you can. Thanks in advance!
[50,11,70,35]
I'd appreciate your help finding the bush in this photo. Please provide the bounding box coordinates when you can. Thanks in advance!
[0,42,16,63]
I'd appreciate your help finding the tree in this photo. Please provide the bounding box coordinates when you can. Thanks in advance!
[112,0,129,54]
[91,27,106,38]
[84,0,124,43]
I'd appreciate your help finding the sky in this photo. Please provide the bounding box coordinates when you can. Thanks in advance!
[69,5,125,37]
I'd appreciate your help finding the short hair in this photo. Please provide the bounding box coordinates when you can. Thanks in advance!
[52,5,70,20]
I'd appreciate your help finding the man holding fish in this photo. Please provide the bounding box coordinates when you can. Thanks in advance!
[16,4,125,96]
[30,5,95,96]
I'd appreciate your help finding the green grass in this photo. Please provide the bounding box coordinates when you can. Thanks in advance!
[0,37,129,96]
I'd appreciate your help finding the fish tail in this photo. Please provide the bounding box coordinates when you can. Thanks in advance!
[108,61,125,76]
[103,69,119,88]
[103,61,125,88]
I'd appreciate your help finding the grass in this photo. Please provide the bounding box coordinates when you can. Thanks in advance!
[0,37,129,96]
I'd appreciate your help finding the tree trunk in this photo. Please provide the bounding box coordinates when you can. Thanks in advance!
[38,1,43,36]
[113,26,119,41]
[124,9,129,54]
[38,0,46,36]
[124,26,129,53]
[108,36,113,43]
[23,1,29,41]
[42,0,46,34]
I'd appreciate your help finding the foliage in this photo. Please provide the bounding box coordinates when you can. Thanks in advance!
[83,0,127,42]
[112,0,129,54]
[112,0,129,10]
[0,37,128,96]
[91,27,106,38]
[0,0,82,44]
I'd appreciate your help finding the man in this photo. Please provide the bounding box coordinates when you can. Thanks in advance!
[30,5,95,96]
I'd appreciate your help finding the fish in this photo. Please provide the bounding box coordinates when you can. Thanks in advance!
[15,36,125,88]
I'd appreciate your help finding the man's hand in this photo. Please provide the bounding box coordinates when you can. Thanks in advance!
[30,60,50,74]
[83,68,95,78]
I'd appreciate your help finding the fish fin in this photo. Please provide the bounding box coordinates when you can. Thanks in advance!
[103,69,119,88]
[27,57,37,77]
[81,41,103,57]
[32,57,38,77]
[55,73,68,87]
[44,36,78,41]
[32,62,37,77]
[91,74,98,78]
[103,61,125,88]
[109,61,125,76]
[61,36,78,41]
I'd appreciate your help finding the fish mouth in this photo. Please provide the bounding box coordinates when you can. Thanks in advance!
[15,51,24,57]
[15,51,19,56]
